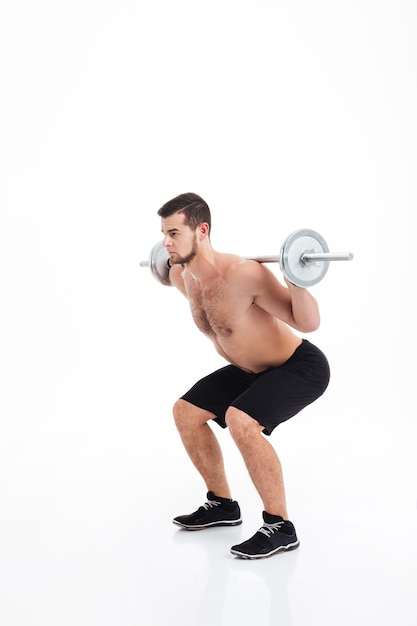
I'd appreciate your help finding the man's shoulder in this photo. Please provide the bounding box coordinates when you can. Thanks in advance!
[221,254,265,285]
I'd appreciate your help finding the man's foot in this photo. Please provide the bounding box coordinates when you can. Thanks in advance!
[230,511,300,559]
[173,491,242,530]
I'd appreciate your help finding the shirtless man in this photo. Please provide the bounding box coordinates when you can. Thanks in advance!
[157,192,330,559]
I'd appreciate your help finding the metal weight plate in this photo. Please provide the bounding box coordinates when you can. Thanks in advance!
[280,229,329,287]
[149,240,172,286]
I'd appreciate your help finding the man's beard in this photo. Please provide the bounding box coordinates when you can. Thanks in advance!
[170,235,198,265]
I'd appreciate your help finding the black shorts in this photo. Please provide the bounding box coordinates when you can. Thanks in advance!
[180,339,330,435]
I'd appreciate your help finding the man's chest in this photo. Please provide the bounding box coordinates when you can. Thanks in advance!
[186,279,249,338]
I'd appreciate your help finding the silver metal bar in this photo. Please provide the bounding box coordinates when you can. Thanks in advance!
[247,252,354,264]
[301,252,354,263]
[247,255,281,263]
[140,251,354,267]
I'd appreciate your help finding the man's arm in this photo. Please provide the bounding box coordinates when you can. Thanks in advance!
[168,264,188,297]
[241,260,321,332]
[281,277,321,332]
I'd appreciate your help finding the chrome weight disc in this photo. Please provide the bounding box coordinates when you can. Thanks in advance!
[149,240,171,286]
[280,229,329,288]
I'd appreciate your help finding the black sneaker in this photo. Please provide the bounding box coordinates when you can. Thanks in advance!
[173,491,242,530]
[230,511,299,559]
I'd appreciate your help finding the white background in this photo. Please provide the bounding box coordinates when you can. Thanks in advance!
[1,1,416,625]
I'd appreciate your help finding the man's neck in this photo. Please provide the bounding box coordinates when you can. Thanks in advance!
[185,248,219,284]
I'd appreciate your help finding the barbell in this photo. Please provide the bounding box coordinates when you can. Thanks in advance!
[139,228,354,288]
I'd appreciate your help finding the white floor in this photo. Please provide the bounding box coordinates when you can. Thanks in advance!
[1,388,416,626]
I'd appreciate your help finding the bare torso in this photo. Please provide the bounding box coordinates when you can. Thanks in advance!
[171,252,302,373]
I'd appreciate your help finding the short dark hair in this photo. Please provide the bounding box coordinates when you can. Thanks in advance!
[157,192,211,233]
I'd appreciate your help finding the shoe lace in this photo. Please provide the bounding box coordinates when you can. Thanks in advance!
[258,521,284,538]
[202,498,221,510]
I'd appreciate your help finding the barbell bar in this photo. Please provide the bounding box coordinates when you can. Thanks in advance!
[139,228,354,288]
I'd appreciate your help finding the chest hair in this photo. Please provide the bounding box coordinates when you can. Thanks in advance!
[189,280,233,338]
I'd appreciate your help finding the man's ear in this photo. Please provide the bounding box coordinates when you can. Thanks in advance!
[198,222,210,240]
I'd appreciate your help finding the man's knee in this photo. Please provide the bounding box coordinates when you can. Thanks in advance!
[225,407,263,442]
[173,399,214,431]
[173,399,190,430]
